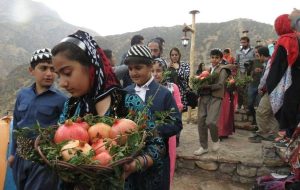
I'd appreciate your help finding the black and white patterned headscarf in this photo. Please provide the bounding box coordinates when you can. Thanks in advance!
[62,30,120,114]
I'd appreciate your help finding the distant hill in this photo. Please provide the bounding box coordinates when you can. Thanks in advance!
[0,0,97,79]
[0,0,278,116]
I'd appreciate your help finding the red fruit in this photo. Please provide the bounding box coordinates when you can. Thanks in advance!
[201,71,210,77]
[92,139,117,155]
[88,123,111,143]
[75,117,90,130]
[93,151,112,166]
[110,119,137,145]
[114,118,137,133]
[92,139,107,155]
[229,79,235,84]
[54,120,89,144]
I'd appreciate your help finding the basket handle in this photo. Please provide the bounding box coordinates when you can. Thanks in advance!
[34,135,51,166]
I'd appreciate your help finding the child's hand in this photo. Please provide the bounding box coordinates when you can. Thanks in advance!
[8,155,14,167]
[123,160,137,179]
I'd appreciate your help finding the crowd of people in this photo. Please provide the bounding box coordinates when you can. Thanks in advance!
[4,8,300,190]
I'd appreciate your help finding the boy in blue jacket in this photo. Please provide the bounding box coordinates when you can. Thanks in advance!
[124,45,182,190]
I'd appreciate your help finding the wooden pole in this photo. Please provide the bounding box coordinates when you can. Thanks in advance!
[187,10,199,124]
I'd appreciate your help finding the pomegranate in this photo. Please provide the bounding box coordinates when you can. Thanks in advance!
[61,140,92,161]
[88,123,112,143]
[54,120,89,144]
[93,151,112,166]
[199,70,210,79]
[110,118,137,145]
[75,117,90,130]
[228,79,235,84]
[92,139,117,155]
[91,139,107,155]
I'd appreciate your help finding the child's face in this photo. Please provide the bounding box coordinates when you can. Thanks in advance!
[29,62,55,89]
[53,53,90,97]
[210,55,221,67]
[128,62,153,86]
[152,62,164,83]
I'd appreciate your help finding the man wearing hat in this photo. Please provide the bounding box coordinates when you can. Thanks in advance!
[8,48,67,190]
[124,45,182,190]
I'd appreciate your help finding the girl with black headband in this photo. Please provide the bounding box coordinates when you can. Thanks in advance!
[51,30,165,189]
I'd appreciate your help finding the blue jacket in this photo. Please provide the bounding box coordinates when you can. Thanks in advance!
[125,80,182,139]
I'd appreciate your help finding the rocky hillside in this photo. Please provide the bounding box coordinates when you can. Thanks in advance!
[0,0,97,79]
[0,0,278,116]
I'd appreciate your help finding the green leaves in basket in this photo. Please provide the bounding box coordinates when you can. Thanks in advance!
[68,150,96,165]
[83,114,115,126]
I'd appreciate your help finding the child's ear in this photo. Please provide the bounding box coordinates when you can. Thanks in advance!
[28,66,34,76]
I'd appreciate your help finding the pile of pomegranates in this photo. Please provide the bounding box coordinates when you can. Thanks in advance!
[54,118,138,166]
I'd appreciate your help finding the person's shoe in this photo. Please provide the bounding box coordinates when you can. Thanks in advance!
[273,138,290,148]
[212,141,220,152]
[219,136,228,141]
[263,134,276,142]
[248,135,263,143]
[194,147,208,156]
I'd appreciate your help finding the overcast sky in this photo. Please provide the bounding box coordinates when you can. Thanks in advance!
[34,0,299,36]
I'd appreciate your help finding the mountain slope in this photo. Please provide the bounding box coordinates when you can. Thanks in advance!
[0,18,277,115]
[0,0,97,79]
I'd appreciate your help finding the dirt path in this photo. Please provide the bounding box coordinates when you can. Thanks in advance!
[173,169,253,190]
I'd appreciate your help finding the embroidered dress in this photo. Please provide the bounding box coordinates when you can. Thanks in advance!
[60,92,166,190]
[55,31,166,190]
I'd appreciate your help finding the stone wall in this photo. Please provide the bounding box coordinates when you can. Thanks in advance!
[176,143,290,184]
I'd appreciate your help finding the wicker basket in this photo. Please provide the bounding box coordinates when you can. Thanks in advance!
[34,131,147,189]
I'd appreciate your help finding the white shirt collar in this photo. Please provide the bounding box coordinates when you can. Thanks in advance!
[134,76,154,102]
[134,76,154,92]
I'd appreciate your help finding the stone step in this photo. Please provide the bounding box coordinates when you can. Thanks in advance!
[176,123,289,184]
[234,121,258,131]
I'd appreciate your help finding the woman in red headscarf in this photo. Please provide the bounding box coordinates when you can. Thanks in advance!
[266,14,300,139]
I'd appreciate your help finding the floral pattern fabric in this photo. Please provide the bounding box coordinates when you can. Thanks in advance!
[175,61,190,112]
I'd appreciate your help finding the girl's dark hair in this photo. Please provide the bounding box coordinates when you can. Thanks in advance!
[51,42,90,66]
[154,59,166,71]
[169,47,181,63]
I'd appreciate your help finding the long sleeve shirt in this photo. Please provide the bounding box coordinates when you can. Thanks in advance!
[11,84,67,155]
